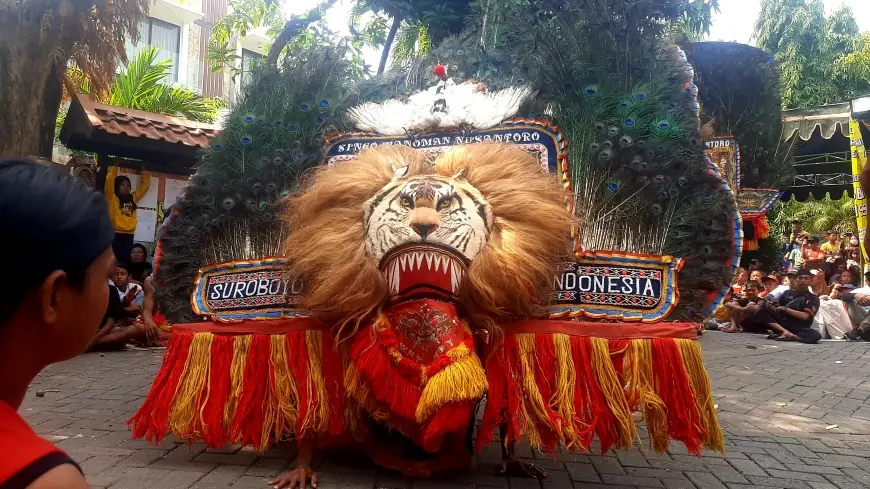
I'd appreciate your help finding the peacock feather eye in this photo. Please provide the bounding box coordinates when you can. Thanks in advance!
[655,120,671,130]
[607,126,619,137]
[240,134,252,145]
[299,103,311,112]
[314,115,325,125]
[624,118,635,127]
[651,203,663,215]
[255,117,266,125]
[287,124,299,132]
[259,156,270,165]
[607,180,621,193]
[242,113,255,124]
[618,99,632,110]
[594,121,606,133]
[634,92,647,101]
[590,142,601,152]
[266,182,278,192]
[213,144,224,152]
[221,197,236,210]
[273,121,283,127]
[584,85,598,97]
[319,99,330,108]
[619,135,633,147]
[598,149,613,161]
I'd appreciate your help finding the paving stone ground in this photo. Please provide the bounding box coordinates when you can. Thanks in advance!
[20,332,870,489]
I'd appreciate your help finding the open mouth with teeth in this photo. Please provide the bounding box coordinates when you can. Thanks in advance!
[380,243,468,301]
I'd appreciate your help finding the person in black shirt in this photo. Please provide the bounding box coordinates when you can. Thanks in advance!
[752,268,821,343]
[87,283,148,351]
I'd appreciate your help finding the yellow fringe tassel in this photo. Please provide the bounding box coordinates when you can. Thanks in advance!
[169,332,214,438]
[415,353,487,422]
[344,364,389,422]
[305,330,331,433]
[624,340,669,452]
[224,335,251,430]
[590,338,635,449]
[551,334,582,450]
[264,334,299,449]
[512,334,544,448]
[677,339,725,453]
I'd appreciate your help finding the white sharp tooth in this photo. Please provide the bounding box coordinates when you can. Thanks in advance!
[436,255,444,273]
[425,252,434,271]
[415,252,424,270]
[400,255,407,271]
[392,261,400,294]
[451,264,461,293]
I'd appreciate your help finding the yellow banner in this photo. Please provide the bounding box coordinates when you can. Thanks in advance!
[851,118,868,262]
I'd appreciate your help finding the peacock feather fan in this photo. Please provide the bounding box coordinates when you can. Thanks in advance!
[154,40,361,323]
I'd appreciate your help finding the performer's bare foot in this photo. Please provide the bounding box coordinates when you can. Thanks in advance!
[270,439,317,488]
[497,458,548,479]
[497,422,547,480]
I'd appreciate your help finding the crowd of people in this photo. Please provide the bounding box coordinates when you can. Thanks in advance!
[706,219,870,343]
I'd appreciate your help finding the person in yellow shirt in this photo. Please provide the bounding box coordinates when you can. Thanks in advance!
[820,231,840,256]
[105,166,150,260]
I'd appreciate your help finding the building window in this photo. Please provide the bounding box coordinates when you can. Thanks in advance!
[125,18,181,83]
[240,49,264,89]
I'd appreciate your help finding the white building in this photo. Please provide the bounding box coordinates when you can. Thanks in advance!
[124,0,269,115]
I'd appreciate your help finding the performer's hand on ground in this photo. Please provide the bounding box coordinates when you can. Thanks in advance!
[497,458,548,479]
[268,464,317,489]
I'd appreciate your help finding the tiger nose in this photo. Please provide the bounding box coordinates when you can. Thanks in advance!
[411,223,438,239]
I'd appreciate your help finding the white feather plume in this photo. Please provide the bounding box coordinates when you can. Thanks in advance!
[347,81,535,135]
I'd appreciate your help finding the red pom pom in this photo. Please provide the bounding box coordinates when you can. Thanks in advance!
[433,64,447,78]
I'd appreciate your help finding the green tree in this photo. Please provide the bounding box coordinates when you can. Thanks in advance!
[754,0,870,109]
[0,0,149,158]
[770,193,858,241]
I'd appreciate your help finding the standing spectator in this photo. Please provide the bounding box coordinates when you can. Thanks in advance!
[753,269,821,343]
[788,220,810,248]
[784,235,807,270]
[821,231,839,256]
[105,167,151,261]
[803,237,826,270]
[127,244,153,285]
[0,158,114,488]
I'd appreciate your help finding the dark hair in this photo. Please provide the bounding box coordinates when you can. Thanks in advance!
[0,159,114,323]
[792,219,801,224]
[744,280,761,290]
[116,262,132,274]
[131,243,148,257]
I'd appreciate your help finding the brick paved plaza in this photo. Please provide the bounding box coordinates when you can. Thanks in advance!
[20,332,870,489]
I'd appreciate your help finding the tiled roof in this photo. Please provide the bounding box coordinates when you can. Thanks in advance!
[76,93,220,149]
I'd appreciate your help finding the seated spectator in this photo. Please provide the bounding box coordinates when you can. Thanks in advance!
[751,268,821,343]
[767,271,795,302]
[114,263,144,318]
[0,158,114,488]
[841,285,870,341]
[749,269,766,283]
[731,267,748,295]
[127,244,153,285]
[810,268,830,297]
[760,275,778,298]
[722,281,767,333]
[831,266,859,287]
[88,283,149,351]
[814,283,854,340]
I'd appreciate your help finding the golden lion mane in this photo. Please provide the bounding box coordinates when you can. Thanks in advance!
[284,143,574,341]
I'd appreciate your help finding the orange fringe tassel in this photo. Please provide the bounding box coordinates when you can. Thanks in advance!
[480,333,720,456]
[129,330,346,450]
